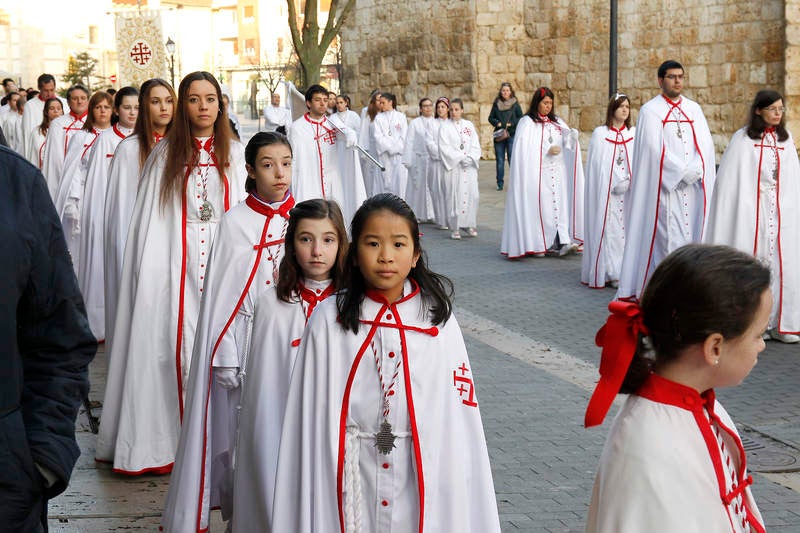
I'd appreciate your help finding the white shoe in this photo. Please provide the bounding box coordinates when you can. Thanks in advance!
[762,332,772,341]
[438,225,449,230]
[450,231,461,240]
[466,227,478,237]
[558,243,577,257]
[770,329,800,343]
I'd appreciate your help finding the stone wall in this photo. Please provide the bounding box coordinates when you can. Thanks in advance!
[342,0,788,159]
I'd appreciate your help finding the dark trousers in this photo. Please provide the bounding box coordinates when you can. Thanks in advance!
[493,135,514,187]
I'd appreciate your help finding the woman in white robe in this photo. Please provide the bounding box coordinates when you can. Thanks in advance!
[231,198,348,533]
[373,93,408,197]
[73,87,139,341]
[427,97,450,229]
[501,87,585,258]
[161,132,299,532]
[26,97,63,168]
[334,94,362,133]
[585,245,768,533]
[103,79,175,358]
[704,90,800,343]
[438,98,481,239]
[358,90,382,197]
[96,71,247,475]
[272,194,501,533]
[54,91,113,280]
[402,98,436,222]
[581,94,635,289]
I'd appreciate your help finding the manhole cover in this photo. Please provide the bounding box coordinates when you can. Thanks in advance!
[739,428,800,473]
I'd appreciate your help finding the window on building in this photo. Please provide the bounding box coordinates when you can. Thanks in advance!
[277,38,284,54]
[243,5,254,22]
[245,38,256,56]
[88,25,98,45]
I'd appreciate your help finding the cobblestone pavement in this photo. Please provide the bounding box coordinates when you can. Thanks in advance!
[48,119,800,531]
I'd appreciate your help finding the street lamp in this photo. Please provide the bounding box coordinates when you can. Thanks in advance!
[165,37,176,88]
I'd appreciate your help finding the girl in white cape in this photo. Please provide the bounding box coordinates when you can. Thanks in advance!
[96,71,246,475]
[272,193,501,533]
[704,90,800,344]
[585,244,768,533]
[427,97,450,229]
[232,198,348,532]
[581,94,634,289]
[26,97,62,168]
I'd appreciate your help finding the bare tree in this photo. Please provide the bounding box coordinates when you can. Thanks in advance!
[250,50,292,95]
[286,0,355,89]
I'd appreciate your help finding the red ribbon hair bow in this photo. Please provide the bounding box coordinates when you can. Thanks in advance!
[584,300,649,428]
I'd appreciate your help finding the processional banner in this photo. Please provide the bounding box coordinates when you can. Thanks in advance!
[115,10,167,87]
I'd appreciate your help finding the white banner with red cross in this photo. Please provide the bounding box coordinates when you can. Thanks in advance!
[115,10,167,87]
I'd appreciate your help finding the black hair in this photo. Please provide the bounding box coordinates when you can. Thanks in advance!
[620,244,771,394]
[244,131,292,193]
[381,92,397,109]
[114,86,139,109]
[493,82,516,104]
[527,87,556,122]
[276,199,349,303]
[37,74,55,88]
[418,97,432,109]
[746,89,788,142]
[305,84,328,102]
[337,193,453,333]
[67,84,90,99]
[658,60,684,79]
[2,78,13,87]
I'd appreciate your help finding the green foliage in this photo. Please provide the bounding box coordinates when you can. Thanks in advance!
[62,52,98,90]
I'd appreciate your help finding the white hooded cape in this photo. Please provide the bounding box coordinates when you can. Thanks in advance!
[272,284,501,533]
[373,109,409,197]
[161,193,293,532]
[96,138,247,474]
[232,279,335,533]
[425,118,448,227]
[704,127,800,333]
[500,115,584,257]
[616,94,715,299]
[587,374,765,533]
[438,118,481,230]
[41,111,87,198]
[289,112,366,226]
[402,116,435,221]
[581,125,634,288]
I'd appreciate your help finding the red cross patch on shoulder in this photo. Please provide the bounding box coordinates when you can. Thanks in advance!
[453,362,478,407]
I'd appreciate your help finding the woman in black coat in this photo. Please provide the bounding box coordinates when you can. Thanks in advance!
[488,82,523,190]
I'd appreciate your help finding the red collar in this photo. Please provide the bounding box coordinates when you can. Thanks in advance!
[298,281,336,318]
[153,132,164,144]
[304,113,328,125]
[365,279,420,306]
[193,136,214,152]
[113,124,130,140]
[245,192,295,218]
[764,127,776,134]
[609,125,627,133]
[637,373,716,414]
[70,110,88,121]
[661,94,682,107]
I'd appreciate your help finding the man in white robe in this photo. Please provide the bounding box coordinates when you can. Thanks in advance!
[0,92,24,154]
[402,98,435,221]
[263,92,292,132]
[616,60,716,300]
[288,84,365,225]
[0,78,17,117]
[21,74,64,153]
[373,93,408,197]
[41,84,89,199]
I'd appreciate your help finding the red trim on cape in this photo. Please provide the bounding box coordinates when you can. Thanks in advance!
[112,462,174,476]
[113,124,128,140]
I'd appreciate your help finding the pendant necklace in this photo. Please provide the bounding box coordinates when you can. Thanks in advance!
[673,108,683,140]
[197,139,215,222]
[456,120,465,150]
[370,337,402,455]
[548,124,553,144]
[767,131,779,180]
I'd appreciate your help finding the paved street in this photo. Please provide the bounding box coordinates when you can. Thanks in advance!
[48,119,800,532]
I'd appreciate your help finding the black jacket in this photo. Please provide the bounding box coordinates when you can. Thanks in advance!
[0,146,96,526]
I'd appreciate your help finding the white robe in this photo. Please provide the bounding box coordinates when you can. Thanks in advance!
[358,111,382,197]
[402,116,435,221]
[54,128,106,279]
[0,111,24,154]
[438,118,481,230]
[335,109,362,133]
[232,279,335,533]
[587,374,765,533]
[74,125,132,340]
[161,194,293,532]
[616,94,716,299]
[41,111,87,199]
[426,119,448,227]
[581,125,634,288]
[500,115,585,257]
[704,128,800,334]
[373,109,409,197]
[272,283,501,533]
[20,95,66,152]
[289,112,366,226]
[95,138,247,474]
[26,126,47,168]
[263,105,292,132]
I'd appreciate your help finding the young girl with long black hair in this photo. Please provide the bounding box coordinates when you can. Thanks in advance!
[272,193,501,532]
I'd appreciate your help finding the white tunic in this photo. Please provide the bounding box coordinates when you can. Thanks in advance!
[263,105,292,132]
[587,374,765,533]
[704,127,800,334]
[161,194,293,532]
[74,125,132,340]
[289,112,366,226]
[581,125,634,288]
[95,137,247,474]
[500,115,585,257]
[402,116,435,221]
[373,109,409,197]
[41,111,87,199]
[232,279,335,533]
[358,110,382,197]
[616,94,716,299]
[272,284,501,533]
[0,111,24,154]
[426,118,448,227]
[335,109,362,133]
[26,126,47,168]
[20,95,66,152]
[438,118,481,230]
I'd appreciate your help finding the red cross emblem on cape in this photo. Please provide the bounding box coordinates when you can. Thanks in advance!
[453,362,478,407]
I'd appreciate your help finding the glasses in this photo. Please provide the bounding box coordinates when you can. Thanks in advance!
[765,106,786,114]
[663,74,685,81]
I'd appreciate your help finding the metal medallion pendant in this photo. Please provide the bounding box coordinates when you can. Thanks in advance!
[200,200,214,222]
[548,135,553,144]
[616,154,624,166]
[676,126,683,139]
[375,419,397,455]
[460,143,464,150]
